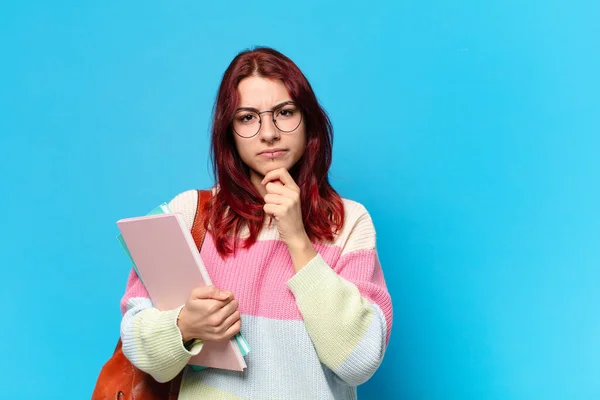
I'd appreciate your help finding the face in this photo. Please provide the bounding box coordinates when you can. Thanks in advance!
[232,76,307,188]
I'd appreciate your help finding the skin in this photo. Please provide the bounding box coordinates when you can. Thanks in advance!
[178,76,318,342]
[233,75,317,272]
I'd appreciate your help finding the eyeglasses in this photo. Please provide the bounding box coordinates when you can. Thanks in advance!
[232,101,303,138]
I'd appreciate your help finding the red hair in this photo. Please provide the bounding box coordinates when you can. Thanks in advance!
[205,47,344,257]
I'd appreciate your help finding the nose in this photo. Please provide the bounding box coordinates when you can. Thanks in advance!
[258,112,280,143]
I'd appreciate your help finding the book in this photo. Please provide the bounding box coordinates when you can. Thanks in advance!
[116,205,250,371]
[116,203,170,283]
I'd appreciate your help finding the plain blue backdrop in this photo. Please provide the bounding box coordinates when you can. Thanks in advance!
[1,1,599,399]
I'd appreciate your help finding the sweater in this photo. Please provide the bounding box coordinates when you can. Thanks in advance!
[120,189,393,400]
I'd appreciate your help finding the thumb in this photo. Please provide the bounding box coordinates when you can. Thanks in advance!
[214,289,232,301]
[193,285,230,300]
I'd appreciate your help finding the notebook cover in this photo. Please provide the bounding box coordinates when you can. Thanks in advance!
[116,203,170,281]
[116,203,250,361]
[116,213,247,371]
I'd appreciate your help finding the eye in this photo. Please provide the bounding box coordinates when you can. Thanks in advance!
[277,107,296,118]
[237,113,258,124]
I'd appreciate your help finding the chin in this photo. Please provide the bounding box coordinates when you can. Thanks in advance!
[249,163,289,180]
[262,160,290,173]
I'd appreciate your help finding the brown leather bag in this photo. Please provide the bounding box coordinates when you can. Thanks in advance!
[92,190,212,400]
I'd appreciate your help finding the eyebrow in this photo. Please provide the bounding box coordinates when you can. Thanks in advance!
[235,100,295,113]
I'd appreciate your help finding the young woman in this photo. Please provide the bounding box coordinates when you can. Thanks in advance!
[120,47,393,399]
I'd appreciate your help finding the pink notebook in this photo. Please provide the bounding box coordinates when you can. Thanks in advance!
[116,213,247,371]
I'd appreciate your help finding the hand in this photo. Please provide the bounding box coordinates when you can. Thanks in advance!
[261,168,308,248]
[177,286,241,342]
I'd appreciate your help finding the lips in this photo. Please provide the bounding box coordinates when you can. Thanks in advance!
[260,150,287,159]
[259,148,287,155]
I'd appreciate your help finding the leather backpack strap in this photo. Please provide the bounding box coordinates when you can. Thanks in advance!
[191,189,212,250]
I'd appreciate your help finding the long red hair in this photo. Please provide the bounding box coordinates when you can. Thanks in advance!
[205,47,345,257]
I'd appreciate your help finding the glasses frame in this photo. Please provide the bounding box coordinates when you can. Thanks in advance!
[231,101,303,139]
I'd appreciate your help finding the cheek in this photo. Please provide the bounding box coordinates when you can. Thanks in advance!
[295,126,308,154]
[234,137,255,165]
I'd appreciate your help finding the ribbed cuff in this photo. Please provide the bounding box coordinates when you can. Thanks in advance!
[173,305,204,356]
[138,306,203,373]
[286,254,336,299]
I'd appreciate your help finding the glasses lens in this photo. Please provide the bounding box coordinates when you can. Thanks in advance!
[233,110,260,137]
[274,104,302,132]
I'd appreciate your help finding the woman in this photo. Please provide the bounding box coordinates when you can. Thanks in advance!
[120,47,393,399]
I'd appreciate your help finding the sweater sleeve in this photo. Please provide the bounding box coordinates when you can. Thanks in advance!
[119,189,204,383]
[286,203,392,386]
[119,268,204,382]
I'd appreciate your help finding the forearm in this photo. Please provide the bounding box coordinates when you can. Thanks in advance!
[286,255,389,385]
[286,234,318,273]
[120,300,203,382]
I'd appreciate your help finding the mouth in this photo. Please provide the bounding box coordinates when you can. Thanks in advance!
[259,149,288,159]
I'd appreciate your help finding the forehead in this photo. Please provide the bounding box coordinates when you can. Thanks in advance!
[237,76,292,107]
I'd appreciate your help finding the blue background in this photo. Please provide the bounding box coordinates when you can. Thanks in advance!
[1,1,599,399]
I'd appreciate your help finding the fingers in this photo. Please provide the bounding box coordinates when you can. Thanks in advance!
[192,285,231,301]
[261,168,299,191]
[219,290,234,301]
[213,299,239,324]
[264,183,298,199]
[183,286,242,341]
[223,318,242,339]
[264,193,288,205]
[212,315,242,340]
[220,309,241,333]
[263,203,283,220]
[209,303,241,340]
[267,179,284,187]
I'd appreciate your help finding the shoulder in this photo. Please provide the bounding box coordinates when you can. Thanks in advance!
[167,190,198,213]
[334,197,376,254]
[341,197,370,220]
[167,187,216,209]
[166,188,215,231]
[340,197,374,231]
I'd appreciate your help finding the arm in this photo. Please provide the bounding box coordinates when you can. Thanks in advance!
[286,205,393,386]
[119,268,204,383]
[119,190,205,382]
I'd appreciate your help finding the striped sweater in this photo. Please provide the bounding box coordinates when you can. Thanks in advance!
[120,189,393,399]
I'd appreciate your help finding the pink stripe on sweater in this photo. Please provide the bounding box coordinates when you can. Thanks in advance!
[119,234,391,339]
[120,268,150,315]
[198,234,344,320]
[199,235,391,327]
